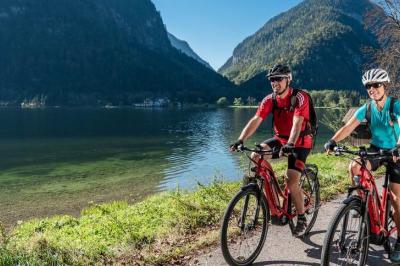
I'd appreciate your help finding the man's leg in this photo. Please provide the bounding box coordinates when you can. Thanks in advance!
[286,148,310,236]
[287,169,304,215]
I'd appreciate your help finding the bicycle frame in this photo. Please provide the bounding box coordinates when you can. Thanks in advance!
[255,156,295,221]
[356,164,397,239]
[238,145,316,226]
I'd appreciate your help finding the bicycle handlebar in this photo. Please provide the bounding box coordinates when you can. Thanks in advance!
[333,145,400,160]
[236,144,278,155]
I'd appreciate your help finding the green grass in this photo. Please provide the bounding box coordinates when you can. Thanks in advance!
[0,153,353,265]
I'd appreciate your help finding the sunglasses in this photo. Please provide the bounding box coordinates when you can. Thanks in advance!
[269,76,285,82]
[365,83,383,90]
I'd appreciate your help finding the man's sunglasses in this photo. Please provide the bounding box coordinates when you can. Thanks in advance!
[365,83,383,90]
[269,76,285,82]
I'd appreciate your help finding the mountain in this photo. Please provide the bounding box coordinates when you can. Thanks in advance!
[0,0,235,106]
[168,33,213,70]
[219,0,383,99]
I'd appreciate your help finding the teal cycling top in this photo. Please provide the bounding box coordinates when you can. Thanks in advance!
[354,96,400,149]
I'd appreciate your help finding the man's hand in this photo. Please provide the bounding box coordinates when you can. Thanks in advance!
[324,139,337,153]
[280,143,294,156]
[230,139,243,152]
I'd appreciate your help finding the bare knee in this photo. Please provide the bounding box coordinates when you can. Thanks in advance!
[349,160,361,176]
[251,143,271,161]
[251,152,260,161]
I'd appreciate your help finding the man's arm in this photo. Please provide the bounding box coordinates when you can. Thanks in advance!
[287,115,304,145]
[238,115,263,142]
[287,91,308,145]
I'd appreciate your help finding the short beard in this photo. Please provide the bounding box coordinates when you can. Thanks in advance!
[275,80,289,96]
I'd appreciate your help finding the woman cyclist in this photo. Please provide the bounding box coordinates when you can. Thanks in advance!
[324,68,400,262]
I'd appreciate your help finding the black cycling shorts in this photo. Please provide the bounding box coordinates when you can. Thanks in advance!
[262,137,310,173]
[368,144,400,184]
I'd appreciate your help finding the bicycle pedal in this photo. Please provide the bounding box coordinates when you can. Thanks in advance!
[270,215,288,225]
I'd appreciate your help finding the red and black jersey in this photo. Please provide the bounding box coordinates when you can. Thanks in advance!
[256,87,312,148]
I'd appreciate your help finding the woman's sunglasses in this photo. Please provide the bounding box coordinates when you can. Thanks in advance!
[365,83,383,90]
[269,76,285,82]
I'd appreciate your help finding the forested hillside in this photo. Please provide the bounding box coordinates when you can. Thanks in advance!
[219,0,384,98]
[0,0,236,106]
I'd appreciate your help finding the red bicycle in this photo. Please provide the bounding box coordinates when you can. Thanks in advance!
[321,145,398,265]
[220,144,320,266]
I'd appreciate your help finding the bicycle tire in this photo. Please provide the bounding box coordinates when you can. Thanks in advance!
[321,198,370,266]
[289,167,320,235]
[220,187,269,266]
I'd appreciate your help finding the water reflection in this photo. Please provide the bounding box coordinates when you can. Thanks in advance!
[160,109,243,190]
[0,107,334,224]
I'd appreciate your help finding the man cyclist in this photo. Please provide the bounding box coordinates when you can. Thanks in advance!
[324,68,400,262]
[230,64,314,237]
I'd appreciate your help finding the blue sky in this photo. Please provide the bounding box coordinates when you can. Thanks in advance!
[152,0,303,70]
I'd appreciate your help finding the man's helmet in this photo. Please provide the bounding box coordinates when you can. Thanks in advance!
[266,64,292,81]
[362,68,390,85]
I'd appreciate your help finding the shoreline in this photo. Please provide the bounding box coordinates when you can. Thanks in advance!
[0,153,352,264]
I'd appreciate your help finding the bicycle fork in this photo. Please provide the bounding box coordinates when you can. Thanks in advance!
[240,194,251,230]
[240,182,264,230]
[251,179,265,228]
[346,190,369,252]
[357,190,369,250]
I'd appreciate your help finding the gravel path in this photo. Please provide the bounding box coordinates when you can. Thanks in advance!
[188,179,392,266]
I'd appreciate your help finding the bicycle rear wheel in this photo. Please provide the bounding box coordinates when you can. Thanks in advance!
[289,166,320,235]
[220,187,269,266]
[321,199,369,266]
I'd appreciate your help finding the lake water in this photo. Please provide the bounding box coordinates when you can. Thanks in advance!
[0,107,335,225]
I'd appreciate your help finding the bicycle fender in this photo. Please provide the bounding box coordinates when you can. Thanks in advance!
[343,195,362,205]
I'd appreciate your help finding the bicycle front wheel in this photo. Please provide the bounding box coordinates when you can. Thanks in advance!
[220,187,269,266]
[321,199,369,266]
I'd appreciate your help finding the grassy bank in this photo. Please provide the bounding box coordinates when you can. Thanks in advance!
[0,153,351,265]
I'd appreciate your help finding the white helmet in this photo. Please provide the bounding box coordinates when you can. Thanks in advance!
[362,68,390,86]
